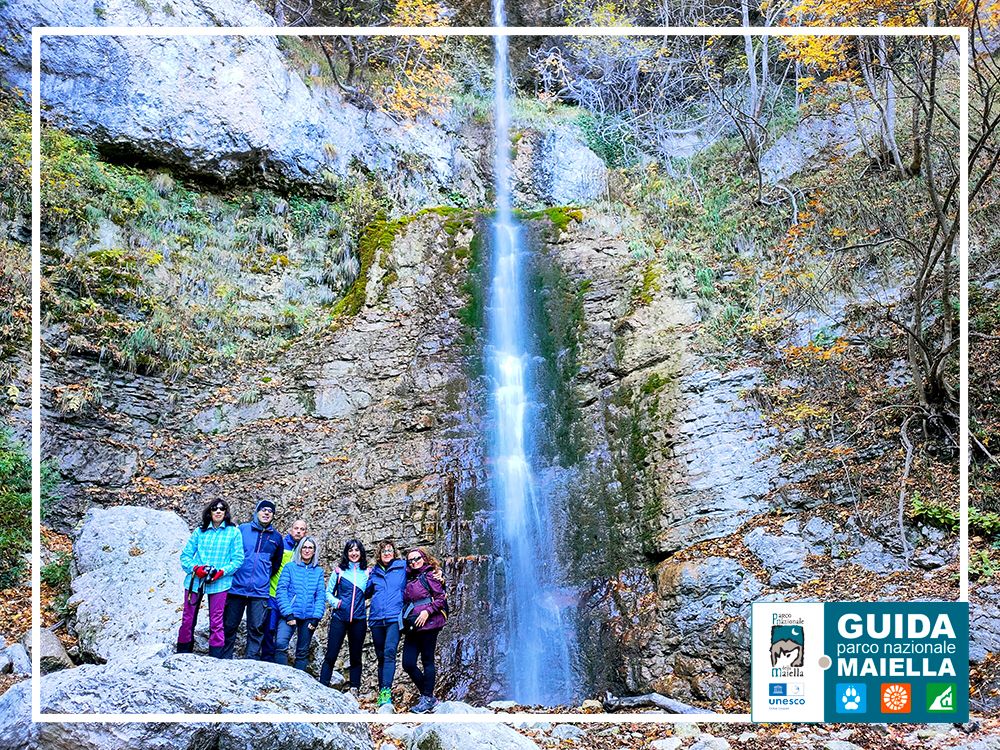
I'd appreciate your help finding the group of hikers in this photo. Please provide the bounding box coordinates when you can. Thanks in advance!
[174,498,448,714]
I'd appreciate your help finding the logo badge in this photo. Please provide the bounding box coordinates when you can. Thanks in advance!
[880,683,912,714]
[836,683,866,714]
[927,683,956,713]
[770,625,805,668]
[769,683,787,697]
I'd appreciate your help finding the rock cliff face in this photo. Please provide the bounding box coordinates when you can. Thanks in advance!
[39,196,931,705]
[0,0,461,203]
[43,210,503,696]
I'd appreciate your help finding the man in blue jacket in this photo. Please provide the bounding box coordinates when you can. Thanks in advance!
[221,499,285,660]
[261,518,308,661]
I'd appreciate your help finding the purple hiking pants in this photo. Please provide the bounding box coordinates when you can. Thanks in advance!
[178,589,227,647]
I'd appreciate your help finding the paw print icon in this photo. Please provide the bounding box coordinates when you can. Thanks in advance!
[836,683,867,714]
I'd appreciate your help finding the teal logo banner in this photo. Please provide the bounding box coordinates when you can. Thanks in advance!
[752,601,968,723]
[823,602,968,723]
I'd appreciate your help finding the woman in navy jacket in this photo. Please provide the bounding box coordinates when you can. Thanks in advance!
[319,539,368,696]
[365,538,407,712]
[274,536,325,670]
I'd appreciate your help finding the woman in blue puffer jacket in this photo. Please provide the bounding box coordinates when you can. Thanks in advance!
[274,536,325,670]
[365,538,407,712]
[319,539,369,696]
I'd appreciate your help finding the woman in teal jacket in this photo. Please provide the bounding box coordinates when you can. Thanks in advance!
[274,536,325,670]
[176,499,244,657]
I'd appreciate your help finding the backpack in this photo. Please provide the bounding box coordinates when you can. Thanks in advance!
[417,571,450,618]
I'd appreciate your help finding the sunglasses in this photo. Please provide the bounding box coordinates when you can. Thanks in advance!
[407,555,423,564]
[210,505,225,511]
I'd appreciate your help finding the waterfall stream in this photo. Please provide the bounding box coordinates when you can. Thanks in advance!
[487,2,578,705]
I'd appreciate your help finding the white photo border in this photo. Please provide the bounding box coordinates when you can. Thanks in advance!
[30,23,971,724]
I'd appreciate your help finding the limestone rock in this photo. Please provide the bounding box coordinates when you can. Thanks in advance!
[652,557,760,700]
[0,0,458,198]
[70,506,201,663]
[535,127,608,205]
[28,629,74,674]
[743,527,815,588]
[760,99,880,183]
[690,738,730,750]
[971,585,1000,663]
[551,725,585,740]
[408,701,539,749]
[0,655,370,750]
[6,644,31,676]
[658,367,778,552]
[513,126,607,206]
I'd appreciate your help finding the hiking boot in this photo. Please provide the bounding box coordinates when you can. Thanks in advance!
[348,687,360,700]
[377,699,395,714]
[175,641,194,654]
[412,695,438,714]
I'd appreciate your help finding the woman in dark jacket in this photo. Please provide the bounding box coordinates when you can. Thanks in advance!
[401,546,447,713]
[365,538,407,712]
[320,539,368,696]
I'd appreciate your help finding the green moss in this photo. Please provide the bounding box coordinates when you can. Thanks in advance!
[632,262,660,307]
[517,206,584,235]
[333,206,466,319]
[525,250,590,466]
[640,372,669,396]
[611,387,661,557]
[457,229,487,348]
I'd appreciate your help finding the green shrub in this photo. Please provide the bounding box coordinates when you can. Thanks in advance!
[41,551,72,588]
[0,430,31,588]
[971,549,999,582]
[910,492,1000,540]
[576,112,634,168]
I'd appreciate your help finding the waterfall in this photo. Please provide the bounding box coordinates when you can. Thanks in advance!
[487,0,577,705]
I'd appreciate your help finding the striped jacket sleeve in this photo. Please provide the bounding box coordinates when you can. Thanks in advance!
[220,526,244,574]
[180,530,199,573]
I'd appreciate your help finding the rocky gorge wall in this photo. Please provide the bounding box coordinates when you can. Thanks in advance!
[0,0,481,207]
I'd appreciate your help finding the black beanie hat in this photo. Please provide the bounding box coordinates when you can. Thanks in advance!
[256,499,276,513]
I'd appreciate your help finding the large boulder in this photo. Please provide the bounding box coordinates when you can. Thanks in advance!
[0,654,370,749]
[70,505,203,662]
[0,0,456,198]
[405,701,540,750]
